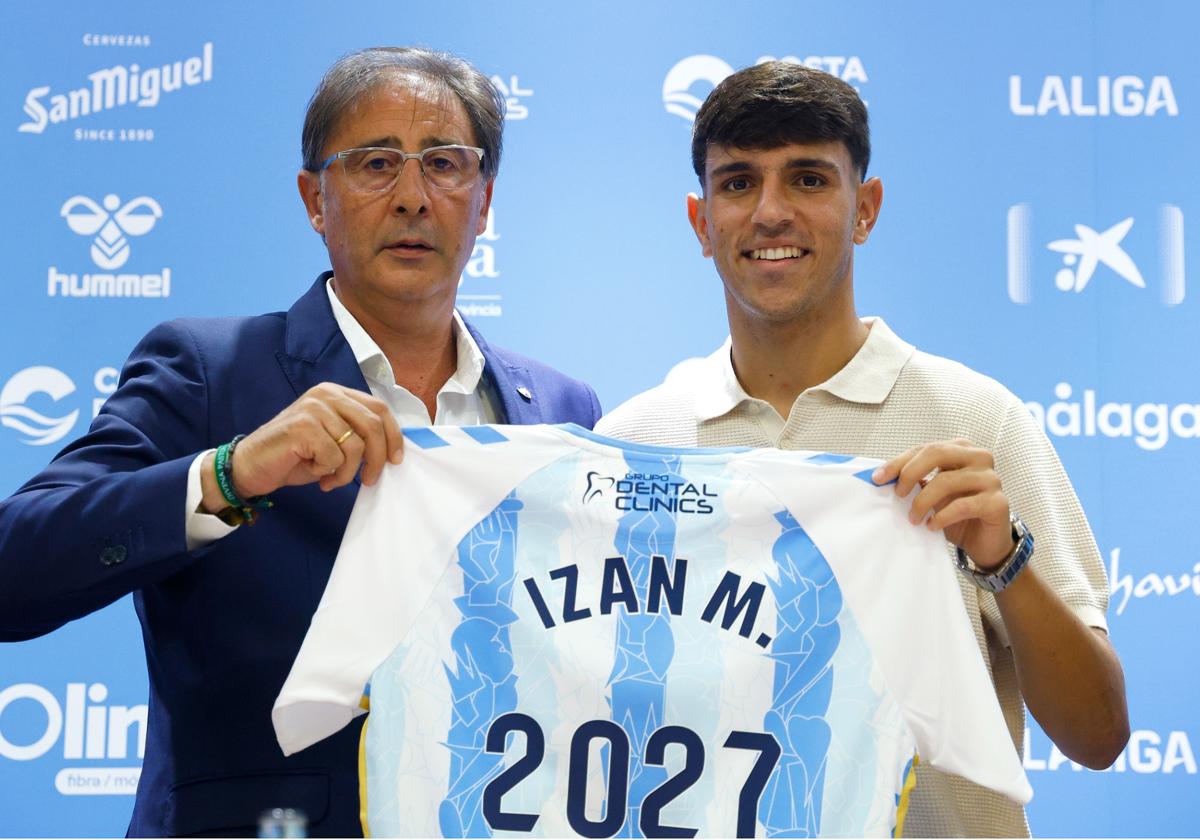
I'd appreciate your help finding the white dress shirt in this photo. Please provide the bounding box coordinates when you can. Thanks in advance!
[184,279,498,548]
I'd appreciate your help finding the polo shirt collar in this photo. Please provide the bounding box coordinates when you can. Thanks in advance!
[693,317,915,422]
[325,278,486,394]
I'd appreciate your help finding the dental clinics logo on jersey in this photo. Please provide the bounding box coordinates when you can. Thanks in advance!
[0,365,119,446]
[17,41,213,142]
[1009,74,1178,117]
[1007,204,1184,306]
[582,470,718,514]
[663,53,868,122]
[48,193,171,298]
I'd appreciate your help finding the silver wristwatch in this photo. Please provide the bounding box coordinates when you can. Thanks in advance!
[954,514,1034,593]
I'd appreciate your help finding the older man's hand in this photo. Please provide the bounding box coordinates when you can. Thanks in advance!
[199,383,403,513]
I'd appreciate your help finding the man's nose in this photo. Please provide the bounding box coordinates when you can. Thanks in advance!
[751,179,794,231]
[389,156,431,215]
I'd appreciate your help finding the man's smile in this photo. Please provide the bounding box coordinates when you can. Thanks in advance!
[743,245,810,261]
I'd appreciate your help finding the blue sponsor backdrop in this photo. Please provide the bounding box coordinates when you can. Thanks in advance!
[1,0,1196,836]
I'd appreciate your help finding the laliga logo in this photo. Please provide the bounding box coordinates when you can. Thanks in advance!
[0,367,79,447]
[61,194,162,270]
[1007,204,1185,306]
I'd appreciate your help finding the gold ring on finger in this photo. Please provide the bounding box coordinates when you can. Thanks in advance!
[335,428,355,446]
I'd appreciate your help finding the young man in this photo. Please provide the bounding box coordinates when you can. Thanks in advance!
[597,61,1128,836]
[0,48,599,837]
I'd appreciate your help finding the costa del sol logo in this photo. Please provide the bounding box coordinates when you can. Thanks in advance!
[1007,204,1185,306]
[0,367,80,447]
[62,194,162,270]
[48,193,171,298]
[663,53,869,123]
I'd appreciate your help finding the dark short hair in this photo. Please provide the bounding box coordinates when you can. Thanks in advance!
[691,61,870,185]
[301,46,504,179]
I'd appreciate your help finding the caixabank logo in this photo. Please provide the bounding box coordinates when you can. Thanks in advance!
[0,365,118,447]
[0,682,144,795]
[663,53,868,123]
[48,192,171,299]
[1007,204,1185,306]
[17,41,213,143]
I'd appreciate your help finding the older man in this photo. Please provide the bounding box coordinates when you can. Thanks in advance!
[0,48,598,837]
[597,61,1128,836]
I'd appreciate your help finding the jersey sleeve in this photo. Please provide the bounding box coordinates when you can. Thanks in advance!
[734,452,1034,806]
[272,425,565,756]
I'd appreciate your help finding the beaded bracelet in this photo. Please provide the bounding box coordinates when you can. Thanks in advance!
[213,434,273,526]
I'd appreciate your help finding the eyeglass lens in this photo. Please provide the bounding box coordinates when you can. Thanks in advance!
[339,147,480,191]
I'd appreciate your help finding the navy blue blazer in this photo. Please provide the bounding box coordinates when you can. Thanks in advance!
[0,274,601,837]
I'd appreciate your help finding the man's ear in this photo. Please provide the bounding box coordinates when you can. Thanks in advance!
[475,178,495,236]
[298,170,325,237]
[687,192,713,258]
[853,176,883,245]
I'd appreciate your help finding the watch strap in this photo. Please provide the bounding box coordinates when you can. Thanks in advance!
[955,514,1034,593]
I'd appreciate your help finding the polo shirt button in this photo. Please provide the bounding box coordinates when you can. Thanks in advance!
[100,545,127,566]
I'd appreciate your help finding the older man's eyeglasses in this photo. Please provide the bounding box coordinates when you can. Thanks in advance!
[317,145,485,192]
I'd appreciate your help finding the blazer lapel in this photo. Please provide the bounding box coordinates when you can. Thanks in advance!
[277,272,370,399]
[463,316,543,425]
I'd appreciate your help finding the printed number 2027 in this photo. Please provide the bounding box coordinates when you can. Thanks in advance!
[482,713,780,838]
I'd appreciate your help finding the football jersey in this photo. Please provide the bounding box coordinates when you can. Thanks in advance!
[273,424,1031,838]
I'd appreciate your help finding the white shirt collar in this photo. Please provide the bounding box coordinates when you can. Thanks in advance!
[325,277,486,395]
[692,317,916,422]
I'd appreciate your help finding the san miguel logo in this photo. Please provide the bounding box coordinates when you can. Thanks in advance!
[18,42,213,134]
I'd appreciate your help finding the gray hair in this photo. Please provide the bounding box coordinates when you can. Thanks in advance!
[301,47,504,179]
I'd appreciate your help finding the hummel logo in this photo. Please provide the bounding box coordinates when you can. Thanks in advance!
[61,194,163,270]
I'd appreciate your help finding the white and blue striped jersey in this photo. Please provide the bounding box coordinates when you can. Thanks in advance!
[273,424,1030,838]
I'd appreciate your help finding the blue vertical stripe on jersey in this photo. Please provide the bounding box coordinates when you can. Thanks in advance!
[462,426,510,445]
[804,452,856,465]
[607,452,683,837]
[406,427,451,449]
[439,493,525,838]
[760,510,842,838]
[854,466,895,487]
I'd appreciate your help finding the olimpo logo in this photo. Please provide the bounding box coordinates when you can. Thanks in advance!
[663,53,868,123]
[1007,204,1185,306]
[0,683,144,796]
[0,367,80,447]
[62,194,162,270]
[49,193,171,298]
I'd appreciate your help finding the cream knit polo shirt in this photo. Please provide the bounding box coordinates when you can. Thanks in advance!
[597,317,1110,837]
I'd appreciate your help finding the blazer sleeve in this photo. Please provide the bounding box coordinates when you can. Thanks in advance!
[0,320,213,640]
